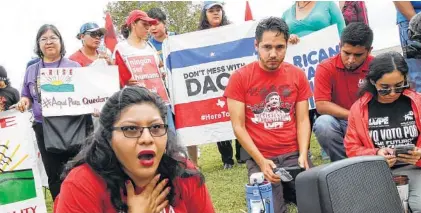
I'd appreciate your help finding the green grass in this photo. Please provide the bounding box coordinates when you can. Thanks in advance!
[44,135,327,213]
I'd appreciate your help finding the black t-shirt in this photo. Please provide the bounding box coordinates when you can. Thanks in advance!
[368,95,419,149]
[0,86,19,112]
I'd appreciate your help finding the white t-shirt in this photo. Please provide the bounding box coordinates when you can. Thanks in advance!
[112,40,161,68]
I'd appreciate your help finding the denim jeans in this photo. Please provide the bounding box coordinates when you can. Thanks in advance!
[313,115,348,162]
[398,21,421,92]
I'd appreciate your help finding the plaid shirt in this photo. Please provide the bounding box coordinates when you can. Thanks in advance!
[342,1,369,26]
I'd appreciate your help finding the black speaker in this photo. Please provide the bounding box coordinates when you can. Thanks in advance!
[295,156,404,213]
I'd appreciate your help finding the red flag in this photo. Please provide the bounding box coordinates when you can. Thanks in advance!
[115,50,132,88]
[245,1,253,21]
[104,12,118,53]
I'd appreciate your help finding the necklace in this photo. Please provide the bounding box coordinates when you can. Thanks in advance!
[297,1,311,10]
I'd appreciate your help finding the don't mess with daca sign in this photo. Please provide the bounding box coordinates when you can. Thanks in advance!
[40,66,119,117]
[164,21,258,146]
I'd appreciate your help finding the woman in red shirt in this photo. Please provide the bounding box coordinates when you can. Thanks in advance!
[54,86,215,213]
[344,52,421,212]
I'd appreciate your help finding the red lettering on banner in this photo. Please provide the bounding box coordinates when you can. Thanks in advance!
[7,205,37,213]
[0,116,17,129]
[174,98,231,128]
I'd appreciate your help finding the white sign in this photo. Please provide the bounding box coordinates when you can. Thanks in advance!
[284,25,341,109]
[40,66,119,117]
[0,110,47,213]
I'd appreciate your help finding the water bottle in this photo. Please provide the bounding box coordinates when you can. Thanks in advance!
[245,173,274,213]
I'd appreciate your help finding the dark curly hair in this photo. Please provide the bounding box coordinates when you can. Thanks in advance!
[62,86,203,211]
[340,22,373,50]
[198,5,230,30]
[256,17,290,44]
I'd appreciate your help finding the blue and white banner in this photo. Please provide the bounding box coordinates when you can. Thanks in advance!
[163,21,258,146]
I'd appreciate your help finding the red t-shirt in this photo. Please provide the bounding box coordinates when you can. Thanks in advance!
[69,50,94,67]
[224,61,312,158]
[314,54,374,110]
[54,163,215,213]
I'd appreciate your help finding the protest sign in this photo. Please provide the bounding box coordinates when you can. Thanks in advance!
[126,55,170,104]
[0,111,47,213]
[284,25,340,109]
[40,66,119,117]
[164,21,258,146]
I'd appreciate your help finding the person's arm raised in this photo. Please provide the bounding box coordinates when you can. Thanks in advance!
[227,98,280,183]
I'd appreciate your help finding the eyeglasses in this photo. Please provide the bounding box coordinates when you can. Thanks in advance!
[376,84,409,96]
[112,124,168,138]
[85,31,104,38]
[39,36,60,44]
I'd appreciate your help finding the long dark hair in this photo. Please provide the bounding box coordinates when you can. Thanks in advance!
[198,6,230,30]
[62,86,203,211]
[34,24,66,58]
[120,22,136,39]
[359,51,409,97]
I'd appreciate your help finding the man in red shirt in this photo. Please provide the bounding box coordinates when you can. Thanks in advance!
[313,23,374,162]
[69,22,111,66]
[224,17,312,213]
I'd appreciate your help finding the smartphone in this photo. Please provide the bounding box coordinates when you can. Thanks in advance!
[394,144,415,156]
[273,168,293,182]
[284,166,305,179]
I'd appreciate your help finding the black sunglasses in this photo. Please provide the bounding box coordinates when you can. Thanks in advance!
[376,84,409,96]
[85,31,104,38]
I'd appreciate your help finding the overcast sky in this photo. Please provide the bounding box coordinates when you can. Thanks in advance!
[0,0,400,91]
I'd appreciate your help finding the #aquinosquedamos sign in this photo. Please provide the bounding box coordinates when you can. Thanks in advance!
[40,66,119,117]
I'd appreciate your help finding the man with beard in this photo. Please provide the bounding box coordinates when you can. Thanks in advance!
[70,22,111,67]
[0,65,19,112]
[313,22,374,162]
[224,17,312,213]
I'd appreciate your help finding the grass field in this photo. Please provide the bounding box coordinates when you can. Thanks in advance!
[44,136,327,213]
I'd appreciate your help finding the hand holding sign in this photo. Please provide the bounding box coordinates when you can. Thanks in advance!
[288,34,300,45]
[16,97,31,113]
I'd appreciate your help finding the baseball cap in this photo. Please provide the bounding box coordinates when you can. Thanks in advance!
[126,10,158,26]
[204,1,223,10]
[77,22,106,39]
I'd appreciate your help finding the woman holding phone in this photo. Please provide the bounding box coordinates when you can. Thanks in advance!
[344,52,421,212]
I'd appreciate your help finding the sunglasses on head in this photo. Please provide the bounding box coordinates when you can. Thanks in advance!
[85,31,104,38]
[376,83,409,96]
